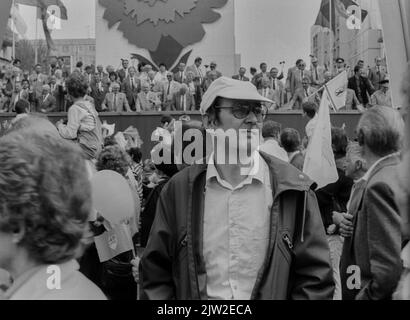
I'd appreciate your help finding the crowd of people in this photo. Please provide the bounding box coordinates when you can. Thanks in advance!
[0,54,393,116]
[0,53,408,301]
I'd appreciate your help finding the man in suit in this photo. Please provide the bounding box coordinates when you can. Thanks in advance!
[310,57,326,88]
[232,67,250,81]
[38,84,57,113]
[289,77,319,110]
[252,62,269,90]
[186,57,204,86]
[29,64,47,111]
[117,59,130,83]
[171,83,195,111]
[268,67,285,109]
[10,79,35,112]
[339,106,404,300]
[368,57,388,91]
[90,73,108,112]
[121,66,141,111]
[174,63,187,84]
[348,66,375,108]
[258,77,276,111]
[136,82,161,112]
[101,82,131,112]
[161,72,181,111]
[286,59,311,100]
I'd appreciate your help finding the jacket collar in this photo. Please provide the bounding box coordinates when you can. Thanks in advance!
[187,151,315,195]
[362,152,400,182]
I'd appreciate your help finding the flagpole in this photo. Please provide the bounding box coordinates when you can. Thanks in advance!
[35,9,38,64]
[329,0,333,73]
[12,0,15,59]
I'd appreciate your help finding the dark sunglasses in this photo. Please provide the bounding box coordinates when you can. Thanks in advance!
[215,104,268,122]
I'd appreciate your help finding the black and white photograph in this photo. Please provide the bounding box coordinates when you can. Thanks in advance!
[0,0,410,311]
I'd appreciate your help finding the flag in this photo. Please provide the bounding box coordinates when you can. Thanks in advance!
[11,4,28,36]
[314,0,368,33]
[324,70,348,110]
[16,0,68,20]
[303,89,338,189]
[94,223,134,263]
[0,0,13,49]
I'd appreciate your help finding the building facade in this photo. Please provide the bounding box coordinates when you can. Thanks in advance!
[311,0,386,73]
[29,38,96,70]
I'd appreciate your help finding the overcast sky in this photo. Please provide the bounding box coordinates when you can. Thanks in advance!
[19,0,322,69]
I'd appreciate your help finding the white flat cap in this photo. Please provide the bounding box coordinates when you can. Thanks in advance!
[200,76,272,115]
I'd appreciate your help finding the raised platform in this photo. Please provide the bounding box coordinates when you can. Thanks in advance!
[0,112,362,158]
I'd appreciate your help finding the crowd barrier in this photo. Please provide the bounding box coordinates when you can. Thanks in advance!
[0,111,362,159]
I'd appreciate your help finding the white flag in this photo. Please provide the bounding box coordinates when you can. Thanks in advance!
[11,4,27,36]
[303,89,338,189]
[325,70,348,111]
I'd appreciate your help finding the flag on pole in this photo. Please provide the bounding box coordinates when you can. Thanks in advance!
[324,70,348,110]
[303,89,338,189]
[16,0,68,20]
[0,0,13,49]
[11,4,28,36]
[314,0,368,33]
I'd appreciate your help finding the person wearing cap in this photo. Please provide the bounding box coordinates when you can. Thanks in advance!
[140,76,334,300]
[38,84,57,113]
[310,57,326,88]
[161,72,181,111]
[334,57,346,76]
[370,79,392,108]
[368,57,388,91]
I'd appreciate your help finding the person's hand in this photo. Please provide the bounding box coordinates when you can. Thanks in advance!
[55,119,63,127]
[340,213,354,238]
[131,257,140,284]
[327,224,337,235]
[332,211,344,226]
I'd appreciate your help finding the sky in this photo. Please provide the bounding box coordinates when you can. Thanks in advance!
[18,0,322,69]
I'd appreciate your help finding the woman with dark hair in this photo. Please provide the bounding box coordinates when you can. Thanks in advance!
[56,74,103,160]
[107,72,120,93]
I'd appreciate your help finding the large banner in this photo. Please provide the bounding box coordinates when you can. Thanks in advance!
[96,0,236,75]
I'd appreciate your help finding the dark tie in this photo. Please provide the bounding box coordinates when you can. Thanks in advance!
[305,89,308,97]
[315,68,319,81]
[272,79,276,90]
[131,78,134,90]
[167,82,171,95]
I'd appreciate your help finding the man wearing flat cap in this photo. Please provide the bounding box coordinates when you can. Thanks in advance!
[370,79,393,108]
[141,77,334,300]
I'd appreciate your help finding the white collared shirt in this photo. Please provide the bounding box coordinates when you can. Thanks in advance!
[203,152,272,300]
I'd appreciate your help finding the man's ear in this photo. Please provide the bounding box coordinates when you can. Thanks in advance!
[202,114,217,129]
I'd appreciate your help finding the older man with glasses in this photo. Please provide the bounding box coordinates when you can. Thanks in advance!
[140,77,334,300]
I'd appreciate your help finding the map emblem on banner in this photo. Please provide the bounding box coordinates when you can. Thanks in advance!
[99,0,228,71]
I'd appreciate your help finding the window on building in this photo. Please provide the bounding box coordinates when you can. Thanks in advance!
[62,45,69,53]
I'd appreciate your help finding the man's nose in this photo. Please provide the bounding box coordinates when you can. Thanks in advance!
[245,111,258,124]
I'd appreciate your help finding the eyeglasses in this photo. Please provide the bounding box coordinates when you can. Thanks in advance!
[215,104,268,122]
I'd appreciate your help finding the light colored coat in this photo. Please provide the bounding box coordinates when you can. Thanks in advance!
[101,92,131,112]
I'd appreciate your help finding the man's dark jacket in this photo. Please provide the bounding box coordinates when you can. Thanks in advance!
[340,154,403,300]
[347,75,375,105]
[140,153,334,300]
